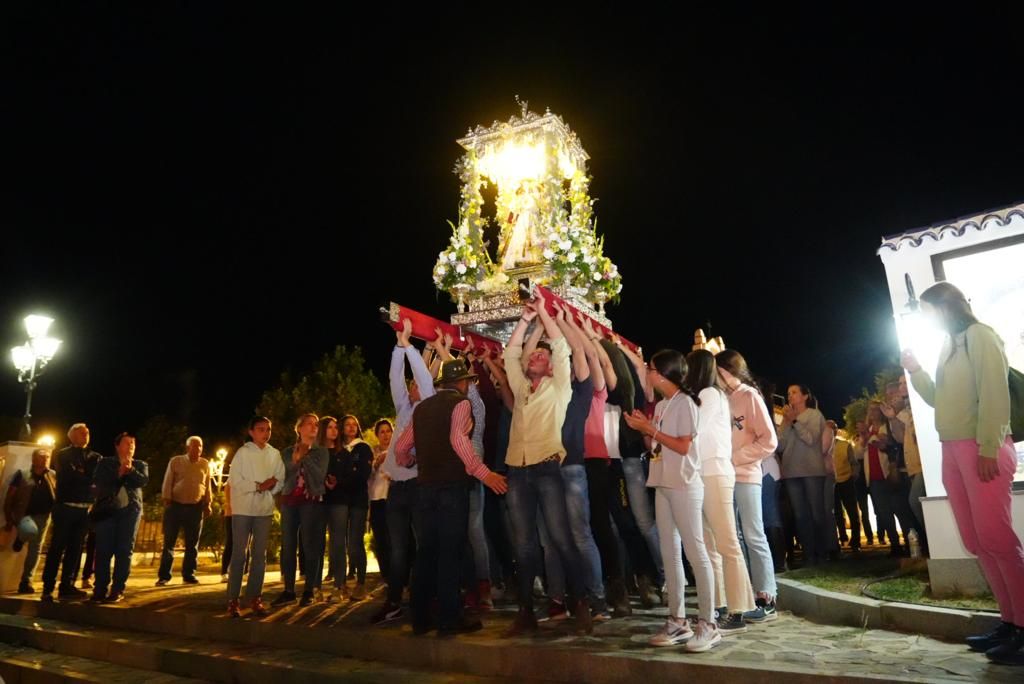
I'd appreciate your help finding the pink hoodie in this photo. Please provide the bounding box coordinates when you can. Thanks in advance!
[727,383,779,484]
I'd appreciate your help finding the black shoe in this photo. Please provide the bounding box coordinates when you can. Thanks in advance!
[12,538,24,552]
[438,618,483,638]
[58,586,87,600]
[271,591,296,606]
[968,621,1017,652]
[40,592,54,603]
[717,612,748,635]
[103,590,125,604]
[182,576,200,585]
[300,591,314,607]
[17,581,34,595]
[986,625,1024,665]
[88,591,107,603]
[371,602,404,626]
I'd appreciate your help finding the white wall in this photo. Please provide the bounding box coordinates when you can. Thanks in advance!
[878,211,1024,498]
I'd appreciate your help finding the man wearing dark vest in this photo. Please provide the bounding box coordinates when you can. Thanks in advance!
[394,358,508,637]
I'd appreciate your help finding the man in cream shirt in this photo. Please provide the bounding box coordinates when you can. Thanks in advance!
[225,417,285,618]
[502,288,592,637]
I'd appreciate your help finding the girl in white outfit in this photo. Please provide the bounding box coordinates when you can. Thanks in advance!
[625,349,720,653]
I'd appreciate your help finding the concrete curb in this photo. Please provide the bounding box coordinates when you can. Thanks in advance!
[777,577,1000,640]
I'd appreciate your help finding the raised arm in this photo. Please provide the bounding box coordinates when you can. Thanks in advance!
[502,306,535,399]
[553,303,591,383]
[390,319,414,409]
[533,289,562,341]
[616,336,654,403]
[522,321,545,362]
[586,322,617,392]
[482,352,515,411]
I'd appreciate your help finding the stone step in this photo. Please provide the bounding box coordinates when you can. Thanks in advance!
[0,593,1013,683]
[0,612,498,684]
[0,641,205,683]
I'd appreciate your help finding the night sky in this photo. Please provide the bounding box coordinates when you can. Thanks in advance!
[4,7,1023,452]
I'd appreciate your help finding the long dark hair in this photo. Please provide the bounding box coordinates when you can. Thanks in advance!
[715,349,762,397]
[920,281,981,363]
[340,414,363,445]
[920,281,979,336]
[650,349,701,405]
[317,415,338,451]
[685,350,723,405]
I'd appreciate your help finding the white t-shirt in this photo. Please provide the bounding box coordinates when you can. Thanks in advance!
[647,391,701,489]
[604,404,622,460]
[698,387,735,480]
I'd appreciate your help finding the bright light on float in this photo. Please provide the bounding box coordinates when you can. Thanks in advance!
[476,141,546,186]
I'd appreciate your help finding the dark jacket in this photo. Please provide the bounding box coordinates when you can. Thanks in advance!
[54,445,103,503]
[4,468,56,525]
[93,457,149,510]
[324,440,372,507]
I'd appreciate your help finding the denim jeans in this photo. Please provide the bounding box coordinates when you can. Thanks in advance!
[16,513,50,584]
[221,516,250,576]
[761,473,781,529]
[734,482,776,597]
[834,478,861,548]
[158,502,204,581]
[784,476,828,564]
[869,479,900,550]
[467,481,490,582]
[622,457,663,581]
[537,511,564,600]
[41,503,90,592]
[281,503,327,594]
[561,464,605,606]
[909,472,928,550]
[608,459,658,581]
[854,475,874,541]
[326,503,366,588]
[890,472,920,545]
[824,474,840,552]
[507,460,587,609]
[385,479,417,604]
[412,482,469,631]
[94,504,142,595]
[227,514,271,601]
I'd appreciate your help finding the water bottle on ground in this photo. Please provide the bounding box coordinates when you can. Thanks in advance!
[908,529,921,559]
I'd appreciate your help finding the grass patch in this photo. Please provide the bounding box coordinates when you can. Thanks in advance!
[867,574,997,612]
[782,554,900,595]
[781,550,998,612]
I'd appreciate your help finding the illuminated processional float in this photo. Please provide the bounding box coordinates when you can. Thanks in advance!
[383,99,722,355]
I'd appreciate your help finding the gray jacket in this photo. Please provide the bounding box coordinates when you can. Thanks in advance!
[778,408,827,479]
[280,445,329,500]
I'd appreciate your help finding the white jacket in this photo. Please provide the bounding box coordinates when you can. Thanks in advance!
[227,441,285,517]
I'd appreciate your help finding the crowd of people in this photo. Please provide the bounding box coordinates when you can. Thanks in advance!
[3,282,1021,664]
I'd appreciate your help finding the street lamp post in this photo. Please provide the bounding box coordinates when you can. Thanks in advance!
[10,315,62,440]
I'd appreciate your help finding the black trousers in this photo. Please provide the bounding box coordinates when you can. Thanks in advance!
[412,483,469,631]
[584,459,622,581]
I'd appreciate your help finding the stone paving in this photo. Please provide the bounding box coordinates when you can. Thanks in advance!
[3,554,1020,683]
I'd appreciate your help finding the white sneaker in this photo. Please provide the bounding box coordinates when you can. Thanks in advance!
[220,574,229,583]
[649,619,694,647]
[685,619,722,653]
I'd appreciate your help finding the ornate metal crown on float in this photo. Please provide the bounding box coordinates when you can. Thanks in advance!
[431,98,623,342]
